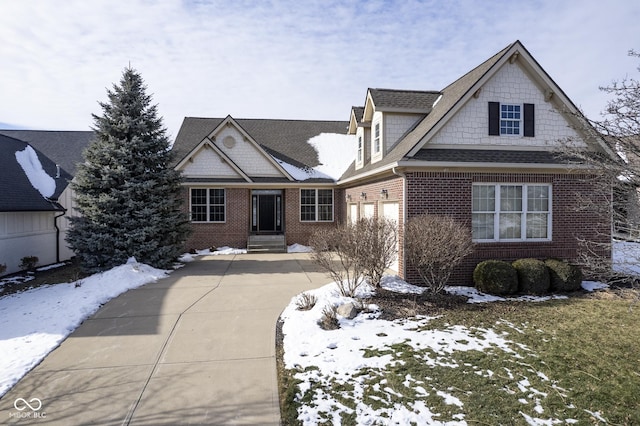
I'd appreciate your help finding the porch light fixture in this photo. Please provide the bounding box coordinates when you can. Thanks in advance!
[346,194,352,202]
[380,189,388,199]
[360,192,367,200]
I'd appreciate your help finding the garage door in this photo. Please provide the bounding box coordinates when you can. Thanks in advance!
[381,202,399,272]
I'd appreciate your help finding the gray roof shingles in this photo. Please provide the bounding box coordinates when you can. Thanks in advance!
[412,149,575,164]
[0,134,66,212]
[172,118,349,179]
[369,89,441,112]
[0,130,95,178]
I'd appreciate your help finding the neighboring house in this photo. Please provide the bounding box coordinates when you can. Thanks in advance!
[174,40,615,285]
[0,131,94,275]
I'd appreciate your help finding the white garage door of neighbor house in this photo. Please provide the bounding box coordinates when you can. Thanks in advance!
[381,202,399,272]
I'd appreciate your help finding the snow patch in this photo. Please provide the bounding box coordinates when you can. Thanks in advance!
[15,145,56,198]
[288,243,313,253]
[0,261,168,396]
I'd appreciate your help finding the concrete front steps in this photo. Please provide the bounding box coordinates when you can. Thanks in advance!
[247,235,287,253]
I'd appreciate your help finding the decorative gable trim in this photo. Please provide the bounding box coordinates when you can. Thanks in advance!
[406,41,616,159]
[175,137,252,182]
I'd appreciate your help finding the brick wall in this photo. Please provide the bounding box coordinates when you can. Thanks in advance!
[344,177,405,273]
[404,171,611,286]
[182,187,250,251]
[182,186,345,251]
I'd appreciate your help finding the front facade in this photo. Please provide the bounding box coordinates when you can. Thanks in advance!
[172,117,352,252]
[173,40,614,286]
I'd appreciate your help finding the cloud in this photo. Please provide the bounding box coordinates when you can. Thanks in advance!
[0,0,638,137]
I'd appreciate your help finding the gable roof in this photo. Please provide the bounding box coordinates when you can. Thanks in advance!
[0,134,66,212]
[172,117,349,179]
[340,40,615,182]
[0,130,95,178]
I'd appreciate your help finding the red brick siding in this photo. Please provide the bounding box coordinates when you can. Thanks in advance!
[182,186,344,250]
[182,187,250,251]
[404,172,611,286]
[284,188,344,245]
[343,177,405,273]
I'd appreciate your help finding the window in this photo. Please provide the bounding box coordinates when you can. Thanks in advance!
[373,122,381,154]
[472,184,551,241]
[488,102,535,137]
[190,188,225,222]
[500,104,521,135]
[300,189,333,222]
[357,136,363,163]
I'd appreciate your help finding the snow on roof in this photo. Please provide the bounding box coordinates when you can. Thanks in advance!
[272,133,357,182]
[14,145,56,199]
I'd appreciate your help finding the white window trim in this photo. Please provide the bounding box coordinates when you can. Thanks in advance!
[500,103,522,136]
[190,188,226,223]
[472,183,552,242]
[371,119,383,163]
[300,188,334,222]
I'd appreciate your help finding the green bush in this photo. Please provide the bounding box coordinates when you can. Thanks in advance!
[545,259,583,292]
[473,260,518,295]
[512,258,550,295]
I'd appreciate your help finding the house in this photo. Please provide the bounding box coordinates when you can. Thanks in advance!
[171,117,353,252]
[174,40,614,286]
[0,131,95,275]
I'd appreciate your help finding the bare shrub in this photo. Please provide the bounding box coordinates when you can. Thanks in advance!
[295,292,317,311]
[19,256,39,272]
[310,223,367,297]
[405,215,474,294]
[0,263,6,275]
[317,305,340,330]
[353,217,398,288]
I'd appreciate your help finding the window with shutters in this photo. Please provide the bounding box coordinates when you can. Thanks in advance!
[489,102,535,137]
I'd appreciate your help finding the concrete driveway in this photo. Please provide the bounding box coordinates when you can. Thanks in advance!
[0,253,329,425]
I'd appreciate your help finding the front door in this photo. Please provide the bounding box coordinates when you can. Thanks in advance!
[251,190,283,234]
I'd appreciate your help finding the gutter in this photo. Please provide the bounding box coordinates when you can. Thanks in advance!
[53,208,67,263]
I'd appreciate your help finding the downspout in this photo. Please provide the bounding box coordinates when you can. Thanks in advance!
[53,208,67,264]
[392,167,407,279]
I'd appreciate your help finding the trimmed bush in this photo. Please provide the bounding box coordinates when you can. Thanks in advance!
[19,256,39,272]
[473,260,518,295]
[512,258,550,295]
[545,259,583,292]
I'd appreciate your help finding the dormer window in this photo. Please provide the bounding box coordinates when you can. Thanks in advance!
[373,122,381,154]
[357,136,363,162]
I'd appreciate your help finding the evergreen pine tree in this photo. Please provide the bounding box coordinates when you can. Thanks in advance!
[67,67,190,273]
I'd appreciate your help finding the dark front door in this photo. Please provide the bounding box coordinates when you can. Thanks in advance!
[251,190,283,234]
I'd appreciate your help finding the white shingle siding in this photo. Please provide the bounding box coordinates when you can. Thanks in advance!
[212,126,283,177]
[430,62,585,148]
[182,145,239,177]
[385,113,423,153]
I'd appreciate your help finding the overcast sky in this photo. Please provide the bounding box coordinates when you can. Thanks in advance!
[1,0,638,139]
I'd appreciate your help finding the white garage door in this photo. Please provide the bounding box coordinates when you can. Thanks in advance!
[361,203,375,219]
[349,203,358,224]
[381,202,399,272]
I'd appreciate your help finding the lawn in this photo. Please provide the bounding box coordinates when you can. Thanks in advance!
[278,279,640,425]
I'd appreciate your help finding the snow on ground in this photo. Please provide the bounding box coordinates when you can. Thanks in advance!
[0,259,168,397]
[613,240,640,276]
[288,243,313,253]
[282,280,526,425]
